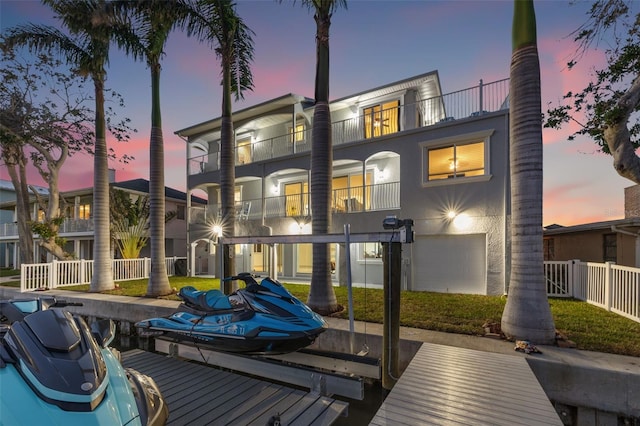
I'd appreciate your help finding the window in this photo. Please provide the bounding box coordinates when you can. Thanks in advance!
[289,123,305,143]
[177,205,186,220]
[428,141,484,180]
[285,182,308,217]
[421,129,494,186]
[361,242,383,260]
[603,233,617,262]
[332,171,372,212]
[236,137,251,165]
[78,203,91,219]
[364,100,400,139]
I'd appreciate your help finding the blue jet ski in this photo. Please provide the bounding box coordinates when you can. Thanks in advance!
[0,297,168,426]
[136,273,328,355]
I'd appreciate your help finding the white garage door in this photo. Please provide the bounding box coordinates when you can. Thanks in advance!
[412,234,486,294]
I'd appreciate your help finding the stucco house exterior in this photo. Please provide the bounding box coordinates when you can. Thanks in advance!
[178,72,511,296]
[0,175,206,268]
[543,185,640,267]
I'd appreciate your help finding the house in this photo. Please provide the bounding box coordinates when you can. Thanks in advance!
[0,175,206,268]
[177,72,511,296]
[543,185,640,267]
[0,180,49,268]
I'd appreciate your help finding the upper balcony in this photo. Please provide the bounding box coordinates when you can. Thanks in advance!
[187,78,509,176]
[0,218,93,239]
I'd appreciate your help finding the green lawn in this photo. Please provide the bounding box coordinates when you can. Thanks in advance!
[5,275,640,357]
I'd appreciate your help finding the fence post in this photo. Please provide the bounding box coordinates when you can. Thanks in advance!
[478,79,484,114]
[570,260,581,300]
[145,257,150,278]
[50,259,57,289]
[20,264,26,292]
[80,259,86,284]
[605,261,613,311]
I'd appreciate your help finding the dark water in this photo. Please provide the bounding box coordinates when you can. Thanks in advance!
[113,333,385,425]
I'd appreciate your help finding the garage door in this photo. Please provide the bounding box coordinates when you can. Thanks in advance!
[412,234,486,294]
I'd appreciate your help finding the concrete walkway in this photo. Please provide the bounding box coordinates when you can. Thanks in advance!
[0,284,638,422]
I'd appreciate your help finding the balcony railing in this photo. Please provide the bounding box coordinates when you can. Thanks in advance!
[190,181,400,225]
[188,78,509,175]
[0,218,93,239]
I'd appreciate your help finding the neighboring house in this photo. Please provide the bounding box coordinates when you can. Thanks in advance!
[177,72,511,295]
[543,185,640,267]
[0,180,49,268]
[0,175,206,268]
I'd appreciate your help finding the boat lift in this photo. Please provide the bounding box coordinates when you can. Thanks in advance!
[213,217,414,391]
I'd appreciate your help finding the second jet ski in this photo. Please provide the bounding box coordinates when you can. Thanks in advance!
[136,273,327,355]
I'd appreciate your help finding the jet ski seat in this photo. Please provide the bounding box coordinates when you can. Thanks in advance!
[178,287,233,312]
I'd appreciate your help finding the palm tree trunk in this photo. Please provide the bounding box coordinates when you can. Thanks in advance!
[501,0,555,343]
[308,102,338,314]
[90,78,115,292]
[307,3,339,315]
[220,61,236,293]
[146,63,171,296]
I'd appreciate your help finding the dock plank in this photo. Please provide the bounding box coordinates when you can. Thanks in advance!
[121,349,348,425]
[370,343,562,426]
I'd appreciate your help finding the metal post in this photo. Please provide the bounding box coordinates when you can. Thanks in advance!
[344,224,355,354]
[382,241,401,390]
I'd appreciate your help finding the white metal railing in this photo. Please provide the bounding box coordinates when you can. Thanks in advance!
[544,260,640,323]
[187,78,510,175]
[190,181,401,226]
[0,218,93,238]
[19,257,186,292]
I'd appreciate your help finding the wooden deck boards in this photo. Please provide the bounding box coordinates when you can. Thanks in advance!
[121,349,348,426]
[370,343,562,426]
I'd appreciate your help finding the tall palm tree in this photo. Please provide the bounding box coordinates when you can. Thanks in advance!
[111,1,191,296]
[301,0,346,315]
[185,0,254,293]
[501,0,556,343]
[2,0,117,292]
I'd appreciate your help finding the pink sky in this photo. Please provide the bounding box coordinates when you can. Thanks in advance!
[1,0,635,227]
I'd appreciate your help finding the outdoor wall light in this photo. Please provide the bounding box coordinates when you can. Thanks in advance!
[453,213,472,230]
[447,210,457,219]
[272,185,280,195]
[375,167,388,181]
[212,225,222,237]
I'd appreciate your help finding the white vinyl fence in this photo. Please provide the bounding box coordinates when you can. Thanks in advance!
[19,257,186,292]
[544,260,640,323]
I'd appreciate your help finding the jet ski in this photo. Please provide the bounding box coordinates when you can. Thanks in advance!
[136,273,328,355]
[0,297,168,426]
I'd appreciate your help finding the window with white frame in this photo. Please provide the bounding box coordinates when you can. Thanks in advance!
[422,129,493,185]
[289,123,305,143]
[360,242,383,261]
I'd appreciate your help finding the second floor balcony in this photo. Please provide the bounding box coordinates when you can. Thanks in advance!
[188,181,400,225]
[0,218,94,239]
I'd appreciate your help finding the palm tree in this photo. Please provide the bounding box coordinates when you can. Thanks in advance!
[111,1,191,296]
[299,0,346,315]
[184,0,254,293]
[501,0,556,343]
[2,0,117,292]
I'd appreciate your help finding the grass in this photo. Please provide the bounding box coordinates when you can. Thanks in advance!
[0,268,20,278]
[6,275,640,357]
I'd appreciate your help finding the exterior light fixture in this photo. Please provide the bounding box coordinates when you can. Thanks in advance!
[447,210,457,219]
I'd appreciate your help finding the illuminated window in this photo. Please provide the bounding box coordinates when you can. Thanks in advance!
[428,141,484,180]
[422,129,493,185]
[289,123,305,143]
[361,242,383,260]
[78,204,91,219]
[364,100,400,139]
[284,182,308,217]
[332,171,372,213]
[237,137,251,165]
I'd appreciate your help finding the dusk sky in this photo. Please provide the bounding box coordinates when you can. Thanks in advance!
[0,0,633,226]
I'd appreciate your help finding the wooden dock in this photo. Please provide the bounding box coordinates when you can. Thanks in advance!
[121,349,348,425]
[370,343,563,425]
